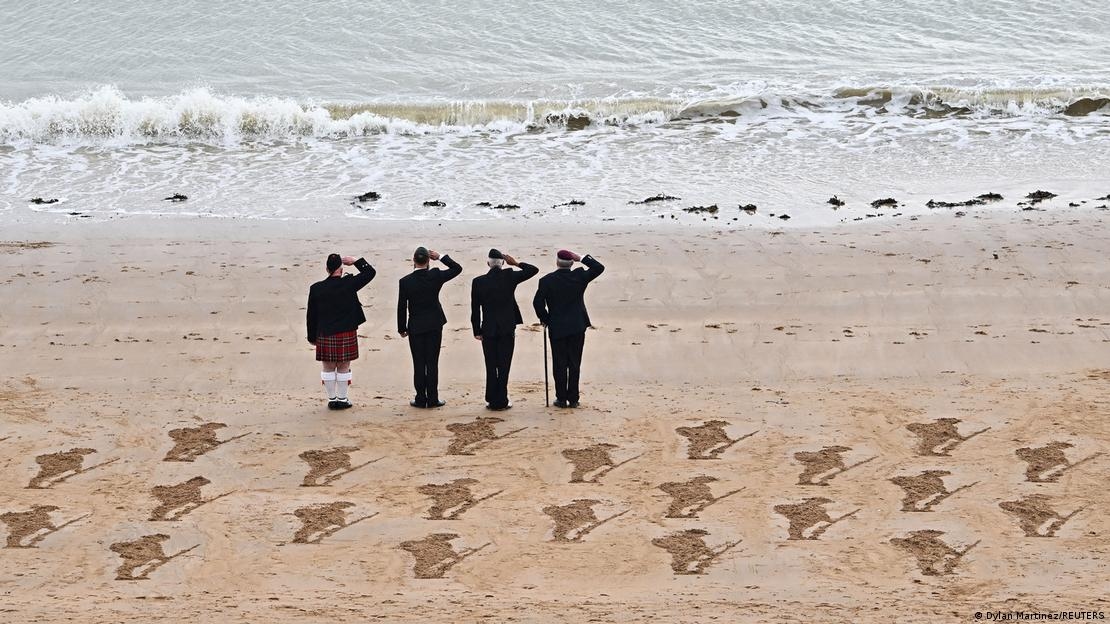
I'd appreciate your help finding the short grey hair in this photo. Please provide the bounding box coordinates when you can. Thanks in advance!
[487,258,505,268]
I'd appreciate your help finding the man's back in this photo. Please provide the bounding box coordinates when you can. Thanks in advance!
[398,256,461,334]
[471,264,538,337]
[534,255,604,339]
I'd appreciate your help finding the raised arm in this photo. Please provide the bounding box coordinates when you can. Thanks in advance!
[438,253,462,283]
[514,262,539,284]
[532,279,550,326]
[348,257,376,290]
[580,254,605,283]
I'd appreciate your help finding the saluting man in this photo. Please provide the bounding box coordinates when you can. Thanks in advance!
[397,246,462,408]
[533,250,604,408]
[470,249,538,410]
[307,253,376,409]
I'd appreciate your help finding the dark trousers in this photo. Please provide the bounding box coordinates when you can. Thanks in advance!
[550,332,586,403]
[481,331,515,408]
[408,329,442,405]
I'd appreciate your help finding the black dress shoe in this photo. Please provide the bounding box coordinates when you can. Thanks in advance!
[553,400,569,408]
[327,400,341,410]
[569,401,580,408]
[410,400,427,408]
[428,400,446,408]
[334,398,353,409]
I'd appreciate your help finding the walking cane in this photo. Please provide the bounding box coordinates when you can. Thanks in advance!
[543,325,550,407]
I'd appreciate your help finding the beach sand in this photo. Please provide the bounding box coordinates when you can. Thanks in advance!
[1,209,1108,622]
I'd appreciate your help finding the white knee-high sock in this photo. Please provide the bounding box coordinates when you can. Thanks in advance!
[321,371,337,399]
[335,372,352,400]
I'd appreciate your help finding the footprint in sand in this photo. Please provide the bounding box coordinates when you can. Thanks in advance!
[418,478,502,520]
[772,497,859,540]
[890,530,978,576]
[163,422,250,462]
[675,420,757,460]
[889,470,978,512]
[542,499,628,542]
[998,494,1085,537]
[399,533,490,579]
[110,534,198,581]
[651,529,741,575]
[1,505,89,548]
[562,443,641,483]
[27,447,116,489]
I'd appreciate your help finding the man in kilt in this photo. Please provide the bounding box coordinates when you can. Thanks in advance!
[307,253,376,409]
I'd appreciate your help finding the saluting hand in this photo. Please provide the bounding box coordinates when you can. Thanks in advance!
[429,250,441,261]
[341,256,356,266]
[570,252,582,262]
[503,254,518,266]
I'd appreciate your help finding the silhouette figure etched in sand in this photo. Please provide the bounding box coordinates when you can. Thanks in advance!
[905,418,990,456]
[999,494,1085,537]
[399,533,490,579]
[542,499,628,542]
[674,420,757,460]
[299,446,380,487]
[890,530,978,576]
[793,445,875,486]
[889,470,978,512]
[110,534,198,580]
[651,529,741,575]
[1,505,89,548]
[658,476,743,518]
[562,443,642,483]
[445,417,526,456]
[27,447,117,489]
[289,501,377,544]
[149,476,234,521]
[164,422,250,462]
[773,497,859,540]
[1015,442,1103,482]
[418,478,502,520]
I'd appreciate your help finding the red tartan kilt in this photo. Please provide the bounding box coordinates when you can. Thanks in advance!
[315,330,359,361]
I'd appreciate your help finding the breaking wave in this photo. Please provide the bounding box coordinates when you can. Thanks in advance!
[1,85,1108,145]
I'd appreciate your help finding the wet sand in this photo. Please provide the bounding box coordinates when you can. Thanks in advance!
[1,209,1108,622]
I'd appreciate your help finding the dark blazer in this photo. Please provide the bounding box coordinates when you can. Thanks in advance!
[306,258,376,342]
[397,255,462,335]
[470,263,539,337]
[533,255,605,339]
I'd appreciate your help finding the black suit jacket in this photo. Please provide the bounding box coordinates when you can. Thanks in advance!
[533,255,605,339]
[306,258,376,342]
[397,255,462,335]
[470,263,539,337]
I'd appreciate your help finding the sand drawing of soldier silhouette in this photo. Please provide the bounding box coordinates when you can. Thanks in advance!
[418,478,502,520]
[399,533,490,579]
[163,422,250,462]
[299,446,381,487]
[674,420,757,460]
[658,476,743,518]
[772,497,859,540]
[110,534,198,580]
[651,529,741,575]
[289,501,377,544]
[1015,442,1102,482]
[1,505,89,548]
[542,499,628,542]
[793,445,875,486]
[445,416,526,455]
[999,495,1085,537]
[905,418,990,456]
[27,447,117,489]
[562,443,642,483]
[890,530,978,576]
[149,476,234,521]
[889,470,978,512]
